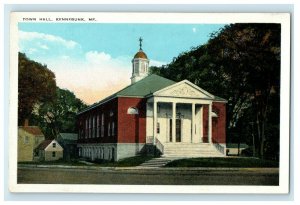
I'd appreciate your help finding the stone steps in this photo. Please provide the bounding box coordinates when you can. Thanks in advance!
[162,143,224,158]
[138,157,180,168]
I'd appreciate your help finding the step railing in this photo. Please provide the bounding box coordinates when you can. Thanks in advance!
[146,136,154,144]
[145,136,164,155]
[212,140,225,155]
[155,138,164,154]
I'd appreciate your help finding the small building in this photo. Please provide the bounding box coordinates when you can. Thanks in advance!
[35,139,63,161]
[57,133,78,160]
[226,143,249,156]
[18,122,45,162]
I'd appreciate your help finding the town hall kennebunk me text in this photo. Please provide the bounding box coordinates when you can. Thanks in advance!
[76,38,227,161]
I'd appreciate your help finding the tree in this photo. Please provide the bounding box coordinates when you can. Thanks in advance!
[31,88,88,139]
[18,53,57,125]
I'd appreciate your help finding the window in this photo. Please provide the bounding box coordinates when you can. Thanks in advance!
[85,118,88,138]
[108,123,111,136]
[93,116,96,138]
[134,63,139,73]
[97,115,100,138]
[24,136,29,144]
[52,152,56,157]
[101,113,105,137]
[89,117,92,138]
[112,122,115,136]
[80,130,84,139]
[127,107,139,114]
[52,143,56,148]
[141,64,145,72]
[110,111,114,117]
[212,111,218,118]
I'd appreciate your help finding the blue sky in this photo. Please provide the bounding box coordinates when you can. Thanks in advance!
[19,23,225,104]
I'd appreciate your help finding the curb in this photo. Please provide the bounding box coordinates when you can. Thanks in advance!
[18,164,279,172]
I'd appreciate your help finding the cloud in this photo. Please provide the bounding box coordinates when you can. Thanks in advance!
[42,51,167,105]
[19,30,78,49]
[192,27,197,33]
[37,42,49,50]
[19,31,169,105]
[43,51,132,105]
[27,48,37,54]
[150,59,167,67]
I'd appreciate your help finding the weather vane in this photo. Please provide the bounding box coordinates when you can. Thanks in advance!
[139,37,143,50]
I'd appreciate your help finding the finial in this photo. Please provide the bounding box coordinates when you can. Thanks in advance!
[139,37,143,50]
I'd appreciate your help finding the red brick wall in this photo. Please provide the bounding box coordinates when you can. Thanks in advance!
[202,105,209,143]
[212,102,226,143]
[117,97,146,143]
[77,98,118,144]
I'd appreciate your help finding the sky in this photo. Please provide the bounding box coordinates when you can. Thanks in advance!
[18,23,225,105]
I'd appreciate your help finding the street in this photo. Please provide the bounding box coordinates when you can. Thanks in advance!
[17,166,279,185]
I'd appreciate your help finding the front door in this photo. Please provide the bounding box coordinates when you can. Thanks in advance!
[169,118,182,142]
[176,119,181,142]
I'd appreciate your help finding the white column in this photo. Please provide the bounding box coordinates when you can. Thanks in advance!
[191,103,195,143]
[172,102,176,143]
[153,99,157,145]
[208,103,212,143]
[200,105,203,143]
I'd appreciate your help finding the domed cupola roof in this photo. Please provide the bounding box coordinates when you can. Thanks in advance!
[133,37,148,59]
[134,50,148,59]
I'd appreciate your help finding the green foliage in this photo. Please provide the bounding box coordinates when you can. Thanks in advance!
[18,53,56,125]
[31,87,88,139]
[151,23,280,160]
[18,53,87,138]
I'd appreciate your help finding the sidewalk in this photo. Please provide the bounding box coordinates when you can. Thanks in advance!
[18,163,279,173]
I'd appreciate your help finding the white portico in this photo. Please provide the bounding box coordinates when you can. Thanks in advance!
[146,80,214,144]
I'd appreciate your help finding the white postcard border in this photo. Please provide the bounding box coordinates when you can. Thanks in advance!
[9,12,290,194]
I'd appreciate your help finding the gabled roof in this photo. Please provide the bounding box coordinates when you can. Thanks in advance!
[78,74,227,115]
[78,74,176,114]
[36,140,53,150]
[153,79,215,99]
[214,95,227,102]
[19,126,44,136]
[58,133,78,141]
[117,74,175,97]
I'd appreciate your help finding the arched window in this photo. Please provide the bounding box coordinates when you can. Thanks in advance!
[212,111,218,118]
[127,107,139,115]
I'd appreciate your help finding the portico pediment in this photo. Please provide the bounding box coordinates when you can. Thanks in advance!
[153,80,214,99]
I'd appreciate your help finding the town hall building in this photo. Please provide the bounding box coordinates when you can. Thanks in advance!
[77,39,227,161]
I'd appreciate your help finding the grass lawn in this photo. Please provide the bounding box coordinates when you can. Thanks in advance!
[18,159,88,166]
[18,155,155,167]
[165,157,279,168]
[93,155,155,167]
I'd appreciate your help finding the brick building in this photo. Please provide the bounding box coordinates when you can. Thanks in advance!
[77,39,227,161]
